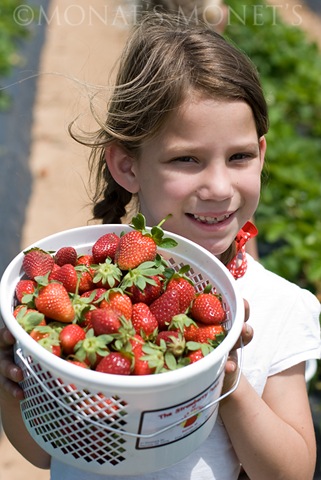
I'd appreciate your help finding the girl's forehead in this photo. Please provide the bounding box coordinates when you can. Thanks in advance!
[168,94,254,127]
[141,97,258,153]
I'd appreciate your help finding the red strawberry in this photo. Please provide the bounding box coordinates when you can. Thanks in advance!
[95,352,132,375]
[14,306,46,333]
[156,330,185,357]
[149,288,180,330]
[74,329,110,368]
[22,248,54,279]
[76,254,95,267]
[167,276,196,313]
[39,337,62,357]
[190,293,226,325]
[49,264,78,293]
[76,255,95,293]
[187,349,205,364]
[115,230,157,270]
[66,359,89,369]
[90,307,121,335]
[54,246,77,266]
[30,326,50,342]
[35,283,75,323]
[80,288,107,305]
[115,212,178,271]
[91,258,122,289]
[126,275,163,305]
[59,324,86,355]
[15,279,37,303]
[130,335,155,375]
[131,302,158,337]
[92,232,120,263]
[184,323,225,343]
[30,326,62,357]
[100,290,133,320]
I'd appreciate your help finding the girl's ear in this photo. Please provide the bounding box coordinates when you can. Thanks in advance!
[105,144,140,193]
[259,135,267,170]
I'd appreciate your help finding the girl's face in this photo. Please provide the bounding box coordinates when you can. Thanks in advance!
[131,95,266,258]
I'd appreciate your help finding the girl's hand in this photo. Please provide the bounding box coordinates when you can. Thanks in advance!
[0,327,24,401]
[221,299,252,395]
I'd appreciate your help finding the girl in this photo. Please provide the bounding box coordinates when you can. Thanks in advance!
[0,13,320,480]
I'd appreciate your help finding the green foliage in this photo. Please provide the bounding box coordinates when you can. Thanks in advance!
[225,0,321,295]
[0,0,32,109]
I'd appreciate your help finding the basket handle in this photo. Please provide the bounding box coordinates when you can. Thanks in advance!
[15,345,242,439]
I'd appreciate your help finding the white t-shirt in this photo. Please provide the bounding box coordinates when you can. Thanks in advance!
[50,255,321,480]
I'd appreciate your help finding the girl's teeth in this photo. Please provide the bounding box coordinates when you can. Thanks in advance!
[194,214,230,224]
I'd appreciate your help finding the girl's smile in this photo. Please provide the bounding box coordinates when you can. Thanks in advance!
[128,94,266,257]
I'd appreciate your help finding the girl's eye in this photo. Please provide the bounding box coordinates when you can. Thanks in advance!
[173,156,197,163]
[230,152,253,162]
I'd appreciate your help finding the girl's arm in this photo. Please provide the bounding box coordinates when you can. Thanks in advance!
[220,362,316,480]
[0,327,51,469]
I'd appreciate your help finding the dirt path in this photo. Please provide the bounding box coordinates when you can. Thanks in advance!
[0,1,128,478]
[1,0,321,478]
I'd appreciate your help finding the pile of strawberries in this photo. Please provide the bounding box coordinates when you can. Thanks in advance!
[13,214,227,376]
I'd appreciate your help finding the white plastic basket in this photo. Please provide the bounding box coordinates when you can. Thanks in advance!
[0,224,244,476]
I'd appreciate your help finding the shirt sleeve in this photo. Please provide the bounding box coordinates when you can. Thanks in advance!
[268,287,321,377]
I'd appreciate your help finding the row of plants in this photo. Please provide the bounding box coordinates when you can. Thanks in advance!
[0,0,32,109]
[225,0,321,298]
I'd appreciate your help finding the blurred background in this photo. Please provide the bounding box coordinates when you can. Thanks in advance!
[0,0,320,478]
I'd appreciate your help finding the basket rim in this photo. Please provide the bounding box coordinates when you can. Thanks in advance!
[0,224,244,391]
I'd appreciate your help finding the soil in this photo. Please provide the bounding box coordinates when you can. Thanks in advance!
[0,0,320,478]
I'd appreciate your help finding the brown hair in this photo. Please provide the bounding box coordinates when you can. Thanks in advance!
[70,12,268,228]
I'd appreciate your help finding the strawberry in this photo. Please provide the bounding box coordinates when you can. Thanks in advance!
[49,263,78,293]
[15,279,37,304]
[74,328,111,367]
[95,352,132,375]
[90,307,121,335]
[22,248,54,279]
[115,230,157,270]
[184,323,225,343]
[75,255,95,293]
[130,335,155,375]
[156,330,185,357]
[80,288,107,305]
[38,336,62,357]
[31,326,62,357]
[92,232,120,263]
[54,246,77,266]
[76,254,95,267]
[99,290,133,320]
[59,324,86,355]
[66,359,89,369]
[14,306,46,333]
[190,293,226,325]
[149,288,180,330]
[131,302,158,337]
[114,213,177,270]
[166,275,196,313]
[187,349,205,364]
[126,274,163,305]
[91,258,122,289]
[35,283,75,323]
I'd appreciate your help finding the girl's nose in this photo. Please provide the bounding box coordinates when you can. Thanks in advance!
[197,164,234,201]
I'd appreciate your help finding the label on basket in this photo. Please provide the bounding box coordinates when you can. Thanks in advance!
[136,374,223,449]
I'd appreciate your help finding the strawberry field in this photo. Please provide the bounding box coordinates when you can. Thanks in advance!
[0,0,34,109]
[225,0,321,299]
